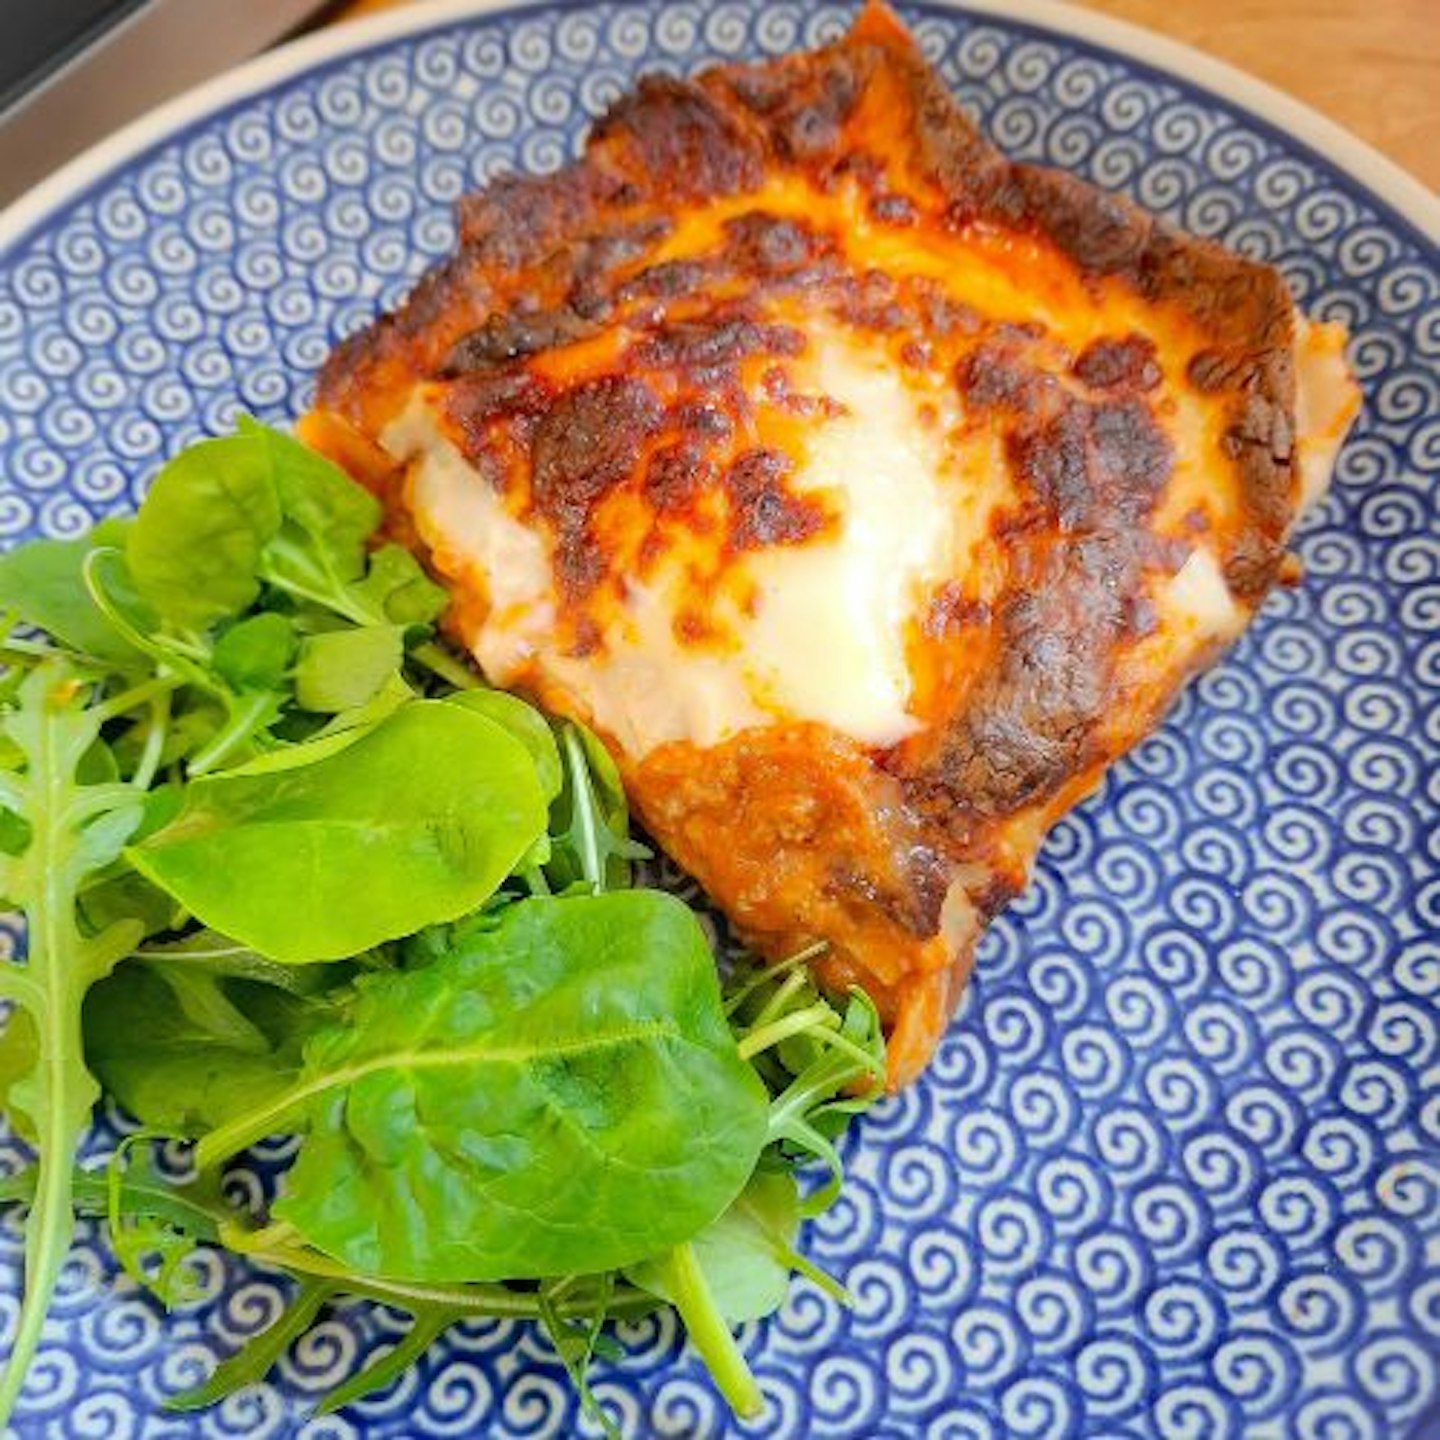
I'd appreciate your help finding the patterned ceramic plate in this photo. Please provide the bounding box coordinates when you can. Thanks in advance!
[1,2,1437,1436]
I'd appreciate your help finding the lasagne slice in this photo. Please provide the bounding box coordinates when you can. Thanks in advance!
[305,2,1359,1085]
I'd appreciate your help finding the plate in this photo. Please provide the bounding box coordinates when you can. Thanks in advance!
[1,2,1437,1436]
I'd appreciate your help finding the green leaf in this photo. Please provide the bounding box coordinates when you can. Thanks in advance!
[293,626,404,713]
[0,520,146,663]
[312,1311,452,1417]
[0,1004,39,1143]
[0,806,31,857]
[84,938,347,1135]
[310,671,413,743]
[445,690,563,802]
[628,1170,799,1324]
[242,419,385,628]
[168,1277,338,1412]
[0,663,147,1426]
[536,1276,622,1439]
[349,545,447,627]
[199,892,769,1282]
[77,869,184,941]
[154,699,227,770]
[127,436,283,630]
[0,1152,658,1417]
[128,702,548,961]
[547,722,648,893]
[731,966,885,1218]
[211,613,296,693]
[84,967,302,1135]
[136,930,354,996]
[631,1241,762,1418]
[244,418,380,589]
[0,1156,226,1248]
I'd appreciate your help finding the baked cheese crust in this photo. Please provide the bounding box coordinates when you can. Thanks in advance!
[306,1,1359,1085]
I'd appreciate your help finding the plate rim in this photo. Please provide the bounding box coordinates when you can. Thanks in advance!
[0,0,1435,1430]
[0,0,1437,262]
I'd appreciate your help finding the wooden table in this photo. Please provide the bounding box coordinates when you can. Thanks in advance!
[329,0,1440,194]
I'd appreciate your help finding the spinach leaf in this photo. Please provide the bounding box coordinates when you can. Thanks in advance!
[128,702,548,961]
[0,520,146,664]
[127,436,283,630]
[446,689,563,802]
[196,892,769,1282]
[84,944,345,1135]
[123,418,379,638]
[294,626,404,713]
[84,960,292,1132]
[77,869,184,942]
[307,671,414,744]
[0,803,30,857]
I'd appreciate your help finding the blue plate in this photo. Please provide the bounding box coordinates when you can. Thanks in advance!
[1,3,1437,1436]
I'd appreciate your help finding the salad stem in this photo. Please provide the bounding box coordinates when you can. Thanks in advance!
[412,641,479,691]
[92,675,180,726]
[255,557,374,628]
[736,1003,837,1061]
[0,710,89,1423]
[653,1242,762,1418]
[129,689,172,791]
[187,691,277,776]
[0,1143,70,1419]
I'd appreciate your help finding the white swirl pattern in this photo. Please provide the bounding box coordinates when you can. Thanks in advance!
[1,1,1438,1435]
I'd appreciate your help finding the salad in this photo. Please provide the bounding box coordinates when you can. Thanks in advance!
[0,420,884,1431]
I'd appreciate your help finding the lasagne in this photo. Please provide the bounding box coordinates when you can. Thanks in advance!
[304,2,1359,1085]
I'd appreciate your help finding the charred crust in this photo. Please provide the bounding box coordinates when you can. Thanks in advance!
[714,48,866,164]
[619,258,709,301]
[924,583,990,636]
[317,0,1312,924]
[590,74,765,201]
[888,24,1296,563]
[442,307,593,373]
[1090,399,1175,518]
[1073,334,1162,392]
[1008,404,1093,531]
[635,314,806,370]
[901,532,1145,820]
[531,376,664,596]
[871,192,918,226]
[321,5,1299,584]
[645,442,712,514]
[826,840,950,938]
[442,371,552,460]
[723,212,825,271]
[724,447,828,550]
[955,339,1048,414]
[531,375,662,518]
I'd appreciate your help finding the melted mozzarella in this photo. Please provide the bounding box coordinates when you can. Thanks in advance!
[385,312,1356,762]
[386,331,960,756]
[1156,545,1244,647]
[1294,317,1362,513]
[387,399,555,682]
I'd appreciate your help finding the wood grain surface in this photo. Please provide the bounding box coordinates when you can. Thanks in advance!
[326,0,1440,194]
